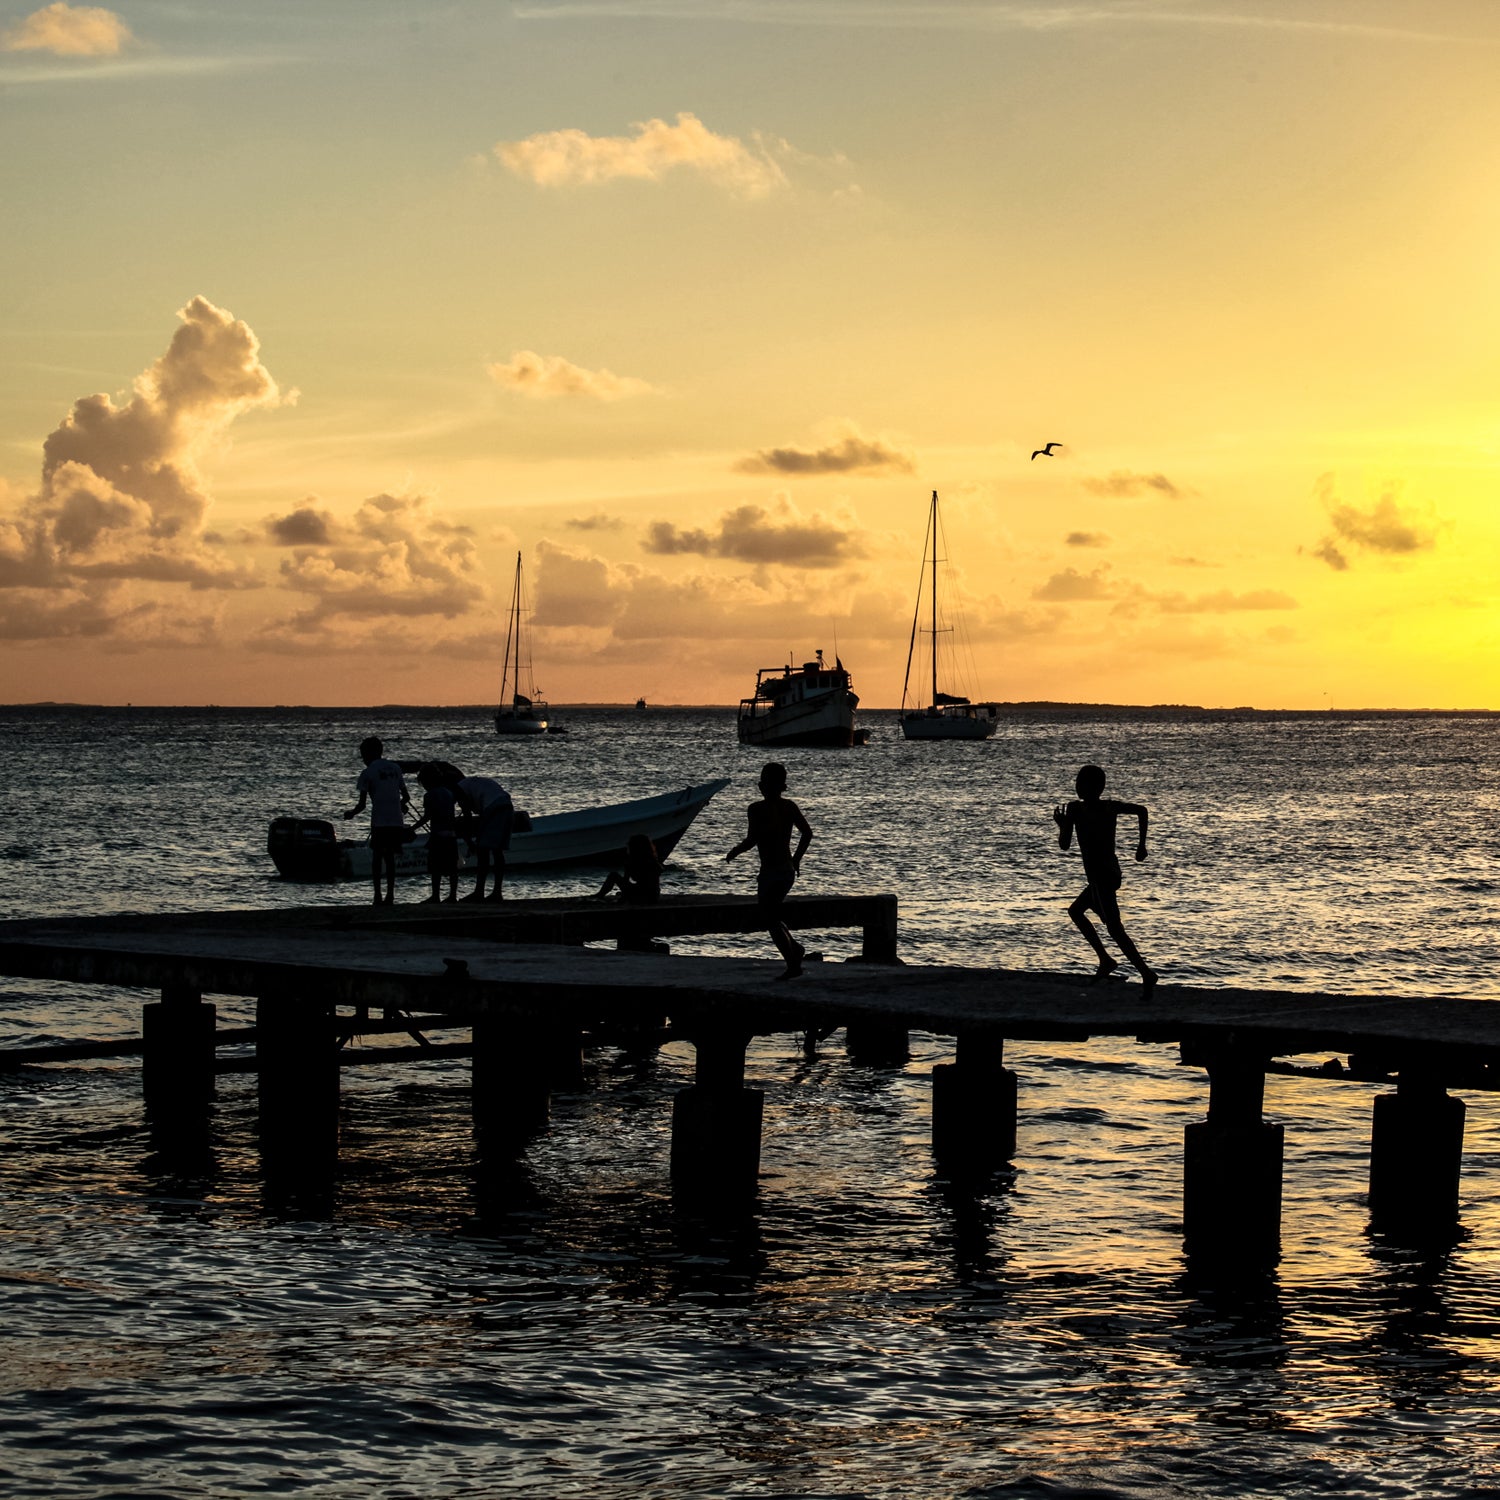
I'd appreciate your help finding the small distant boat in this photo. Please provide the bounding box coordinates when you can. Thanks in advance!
[635,697,648,710]
[737,650,859,748]
[900,491,997,742]
[268,777,731,882]
[495,551,550,736]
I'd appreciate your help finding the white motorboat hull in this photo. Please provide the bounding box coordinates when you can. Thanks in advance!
[269,778,731,882]
[737,689,858,747]
[901,710,996,741]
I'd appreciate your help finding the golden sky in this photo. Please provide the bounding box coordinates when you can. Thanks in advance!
[2,0,1498,707]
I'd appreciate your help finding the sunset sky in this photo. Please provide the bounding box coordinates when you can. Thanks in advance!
[3,0,1499,708]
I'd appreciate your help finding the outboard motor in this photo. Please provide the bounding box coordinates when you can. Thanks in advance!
[267,817,341,881]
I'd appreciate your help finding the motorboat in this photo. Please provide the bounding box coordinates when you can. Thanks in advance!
[495,551,550,735]
[268,776,730,882]
[899,491,997,742]
[736,650,859,748]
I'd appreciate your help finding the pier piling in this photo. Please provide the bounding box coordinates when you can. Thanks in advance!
[472,1017,552,1142]
[141,984,216,1111]
[1183,1045,1283,1262]
[931,1031,1016,1170]
[1369,1072,1465,1240]
[671,1026,762,1197]
[256,993,340,1173]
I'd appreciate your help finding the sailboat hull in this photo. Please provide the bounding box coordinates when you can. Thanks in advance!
[901,710,996,741]
[494,712,548,735]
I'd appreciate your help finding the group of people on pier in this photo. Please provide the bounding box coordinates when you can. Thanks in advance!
[344,738,1155,991]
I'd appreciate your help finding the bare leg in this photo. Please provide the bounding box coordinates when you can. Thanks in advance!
[1103,916,1156,995]
[768,919,805,979]
[486,852,505,901]
[382,852,396,905]
[1068,889,1116,978]
[463,850,490,901]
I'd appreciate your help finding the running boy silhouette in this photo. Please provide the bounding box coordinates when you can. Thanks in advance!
[726,762,813,979]
[1053,764,1157,996]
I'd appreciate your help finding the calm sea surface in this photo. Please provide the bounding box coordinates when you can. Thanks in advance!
[2,705,1500,1498]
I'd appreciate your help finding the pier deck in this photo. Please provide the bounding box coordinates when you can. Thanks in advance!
[0,893,1493,1256]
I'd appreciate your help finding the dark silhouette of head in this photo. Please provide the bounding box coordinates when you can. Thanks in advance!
[360,736,383,764]
[759,762,788,795]
[1076,763,1106,800]
[626,832,658,864]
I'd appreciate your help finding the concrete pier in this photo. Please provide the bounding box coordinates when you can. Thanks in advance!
[1183,1045,1283,1262]
[931,1031,1016,1170]
[1369,1073,1466,1240]
[671,1026,763,1197]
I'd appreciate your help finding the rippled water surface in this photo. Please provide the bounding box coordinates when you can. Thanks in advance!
[2,705,1500,1498]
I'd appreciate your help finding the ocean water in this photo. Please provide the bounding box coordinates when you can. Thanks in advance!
[2,705,1499,1498]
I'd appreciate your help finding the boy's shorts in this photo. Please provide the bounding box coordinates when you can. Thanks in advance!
[370,826,405,856]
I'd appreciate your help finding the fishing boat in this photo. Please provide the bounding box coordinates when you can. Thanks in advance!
[736,650,859,748]
[900,491,997,741]
[267,776,731,882]
[495,551,550,735]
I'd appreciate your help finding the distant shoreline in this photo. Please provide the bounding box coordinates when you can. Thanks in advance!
[4,701,1500,718]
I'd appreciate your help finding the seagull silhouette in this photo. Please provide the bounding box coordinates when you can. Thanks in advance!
[1030,442,1063,461]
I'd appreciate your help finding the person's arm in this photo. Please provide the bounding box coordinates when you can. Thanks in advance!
[726,806,757,861]
[790,805,812,873]
[1053,801,1074,849]
[344,775,369,822]
[1119,801,1149,861]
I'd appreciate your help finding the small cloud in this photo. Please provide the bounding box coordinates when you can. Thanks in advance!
[1307,474,1441,570]
[1032,565,1114,602]
[643,494,863,569]
[1154,589,1297,614]
[564,512,624,532]
[1064,531,1109,548]
[1169,555,1219,568]
[735,425,913,476]
[2,2,131,55]
[265,503,336,547]
[493,111,788,199]
[1083,470,1185,500]
[488,350,658,402]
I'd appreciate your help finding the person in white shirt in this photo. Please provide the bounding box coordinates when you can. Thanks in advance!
[456,774,513,902]
[344,735,411,905]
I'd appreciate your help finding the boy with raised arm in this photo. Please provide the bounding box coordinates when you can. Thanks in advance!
[726,762,813,980]
[343,735,411,906]
[1053,763,1157,996]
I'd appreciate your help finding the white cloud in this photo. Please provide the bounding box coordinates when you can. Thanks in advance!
[493,111,789,198]
[2,2,131,55]
[488,350,659,401]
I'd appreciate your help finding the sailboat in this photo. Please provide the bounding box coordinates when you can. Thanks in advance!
[494,551,550,736]
[899,491,997,742]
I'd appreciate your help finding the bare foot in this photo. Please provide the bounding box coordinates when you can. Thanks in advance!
[1139,968,1158,999]
[460,891,485,903]
[1086,960,1120,985]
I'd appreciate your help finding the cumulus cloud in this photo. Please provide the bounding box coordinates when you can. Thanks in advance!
[1083,470,1185,500]
[493,111,788,199]
[643,494,863,568]
[0,296,280,641]
[735,426,913,476]
[488,350,658,402]
[1033,566,1115,602]
[2,2,131,55]
[1306,475,1442,571]
[265,504,337,547]
[263,491,486,641]
[1064,531,1109,548]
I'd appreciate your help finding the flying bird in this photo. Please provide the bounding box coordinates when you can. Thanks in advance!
[1030,442,1063,461]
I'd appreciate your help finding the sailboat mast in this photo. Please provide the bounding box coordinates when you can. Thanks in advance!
[929,491,939,709]
[500,550,520,708]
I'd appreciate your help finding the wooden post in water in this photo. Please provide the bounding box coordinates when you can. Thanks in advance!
[1369,1070,1465,1241]
[931,1031,1016,1170]
[671,1026,762,1197]
[141,984,216,1111]
[256,993,340,1172]
[860,895,899,964]
[1182,1044,1282,1262]
[471,1016,552,1142]
[541,1023,586,1092]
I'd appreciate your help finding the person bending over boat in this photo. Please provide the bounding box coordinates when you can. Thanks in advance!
[456,774,513,902]
[1053,763,1157,997]
[412,767,460,904]
[343,736,411,906]
[726,762,813,980]
[595,834,661,904]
